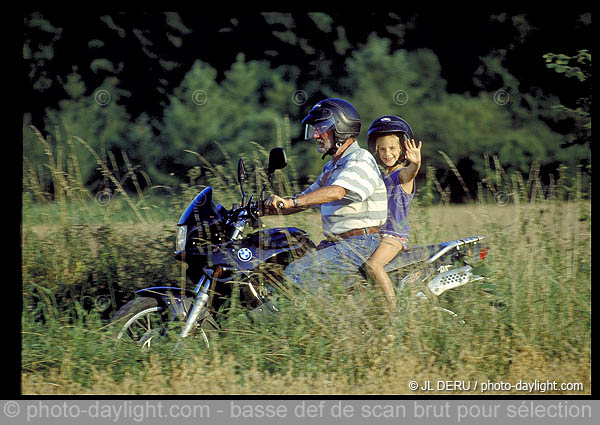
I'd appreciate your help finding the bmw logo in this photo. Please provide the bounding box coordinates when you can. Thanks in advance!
[237,248,253,262]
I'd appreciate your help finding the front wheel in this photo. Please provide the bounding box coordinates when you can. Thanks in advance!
[112,297,166,349]
[112,296,221,349]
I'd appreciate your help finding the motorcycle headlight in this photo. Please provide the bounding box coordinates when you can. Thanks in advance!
[175,225,187,251]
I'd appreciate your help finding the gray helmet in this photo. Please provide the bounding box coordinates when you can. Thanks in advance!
[367,115,415,165]
[302,98,361,147]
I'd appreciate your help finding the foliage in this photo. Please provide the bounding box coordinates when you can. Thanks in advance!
[43,77,133,187]
[544,50,591,82]
[156,55,301,184]
[341,36,586,197]
[543,50,591,148]
[23,12,591,200]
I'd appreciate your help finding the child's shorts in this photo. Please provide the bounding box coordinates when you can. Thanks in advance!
[381,234,409,250]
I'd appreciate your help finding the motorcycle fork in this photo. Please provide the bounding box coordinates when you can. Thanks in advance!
[178,267,221,340]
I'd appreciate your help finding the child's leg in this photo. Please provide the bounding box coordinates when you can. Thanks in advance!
[365,236,406,308]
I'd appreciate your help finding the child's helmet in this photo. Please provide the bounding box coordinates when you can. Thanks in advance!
[367,115,415,165]
[302,98,361,147]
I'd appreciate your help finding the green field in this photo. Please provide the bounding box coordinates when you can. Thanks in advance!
[21,166,591,394]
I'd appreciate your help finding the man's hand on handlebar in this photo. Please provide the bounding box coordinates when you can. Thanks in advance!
[264,194,292,214]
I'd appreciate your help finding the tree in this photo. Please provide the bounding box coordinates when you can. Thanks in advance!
[157,55,301,185]
[341,34,576,200]
[543,50,591,150]
[31,76,134,190]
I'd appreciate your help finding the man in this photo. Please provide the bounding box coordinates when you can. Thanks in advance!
[264,98,388,289]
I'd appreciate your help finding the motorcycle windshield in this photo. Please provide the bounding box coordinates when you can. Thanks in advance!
[177,187,227,226]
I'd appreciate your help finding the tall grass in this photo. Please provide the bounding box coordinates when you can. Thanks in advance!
[21,127,591,394]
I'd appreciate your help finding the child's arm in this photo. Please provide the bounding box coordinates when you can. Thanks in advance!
[398,139,422,186]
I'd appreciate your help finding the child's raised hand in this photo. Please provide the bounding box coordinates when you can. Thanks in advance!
[404,139,422,164]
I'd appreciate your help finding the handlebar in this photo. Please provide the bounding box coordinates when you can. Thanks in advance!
[253,199,274,217]
[231,197,281,222]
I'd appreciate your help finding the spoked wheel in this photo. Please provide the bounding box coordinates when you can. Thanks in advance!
[112,297,220,350]
[112,297,167,349]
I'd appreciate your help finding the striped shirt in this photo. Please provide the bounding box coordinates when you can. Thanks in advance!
[301,142,388,236]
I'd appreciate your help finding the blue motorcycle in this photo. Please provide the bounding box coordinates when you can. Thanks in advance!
[112,148,491,349]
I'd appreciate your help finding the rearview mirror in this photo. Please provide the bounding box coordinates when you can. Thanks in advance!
[267,147,287,176]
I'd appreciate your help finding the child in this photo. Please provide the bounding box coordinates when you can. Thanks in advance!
[364,116,422,309]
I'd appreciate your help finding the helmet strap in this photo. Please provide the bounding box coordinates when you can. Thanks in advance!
[322,146,338,159]
[332,137,355,163]
[321,137,354,161]
[322,137,344,159]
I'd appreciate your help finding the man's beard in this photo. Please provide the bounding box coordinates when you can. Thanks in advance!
[316,138,333,154]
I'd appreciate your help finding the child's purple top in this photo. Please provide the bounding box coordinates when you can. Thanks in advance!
[380,167,415,239]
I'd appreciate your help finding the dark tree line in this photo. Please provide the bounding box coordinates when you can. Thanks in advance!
[23,12,591,200]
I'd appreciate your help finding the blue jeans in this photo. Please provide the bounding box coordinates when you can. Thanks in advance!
[284,233,381,291]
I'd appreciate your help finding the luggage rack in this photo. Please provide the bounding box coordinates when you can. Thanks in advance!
[426,236,486,264]
[386,236,486,272]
